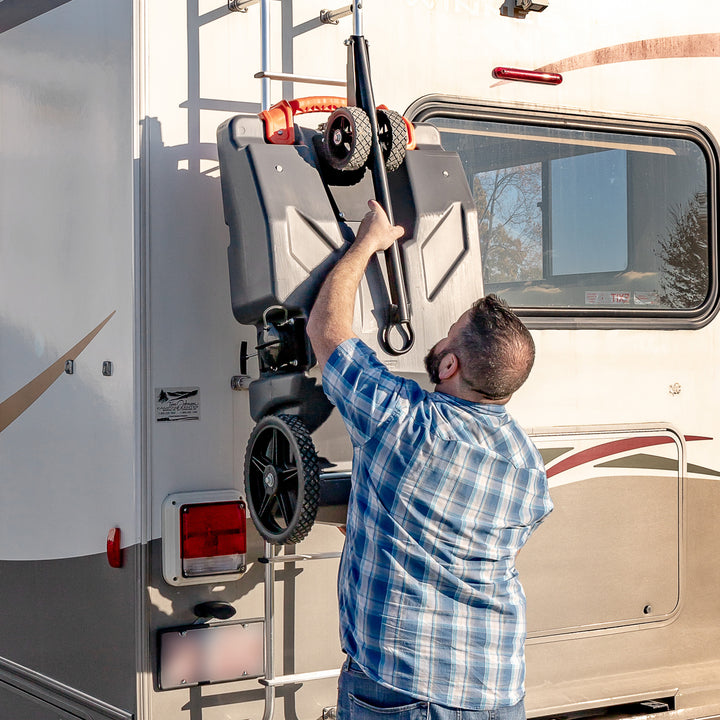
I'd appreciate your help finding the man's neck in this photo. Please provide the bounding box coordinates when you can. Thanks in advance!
[433,378,510,406]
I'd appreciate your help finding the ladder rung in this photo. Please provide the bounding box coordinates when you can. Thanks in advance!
[259,668,341,687]
[320,470,352,480]
[261,552,342,564]
[254,71,346,87]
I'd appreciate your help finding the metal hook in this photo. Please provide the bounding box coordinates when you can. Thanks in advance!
[381,319,415,356]
[262,305,289,329]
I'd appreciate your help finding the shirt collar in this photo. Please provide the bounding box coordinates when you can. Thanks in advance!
[430,390,508,416]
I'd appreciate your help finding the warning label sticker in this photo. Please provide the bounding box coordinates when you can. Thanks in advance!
[155,387,200,422]
[585,291,631,305]
[633,291,659,306]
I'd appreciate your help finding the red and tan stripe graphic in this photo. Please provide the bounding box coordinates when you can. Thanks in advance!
[545,435,713,479]
[493,33,720,85]
[538,33,720,74]
[0,312,115,434]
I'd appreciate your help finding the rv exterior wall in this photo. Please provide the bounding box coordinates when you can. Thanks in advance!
[1,0,720,719]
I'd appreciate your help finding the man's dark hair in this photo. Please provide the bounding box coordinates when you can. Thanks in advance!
[456,294,535,400]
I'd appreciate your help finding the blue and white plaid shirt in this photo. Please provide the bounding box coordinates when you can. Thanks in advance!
[323,338,552,709]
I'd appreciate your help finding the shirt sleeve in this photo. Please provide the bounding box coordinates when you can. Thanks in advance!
[322,338,407,446]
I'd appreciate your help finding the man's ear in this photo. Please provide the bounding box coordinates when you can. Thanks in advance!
[437,352,459,381]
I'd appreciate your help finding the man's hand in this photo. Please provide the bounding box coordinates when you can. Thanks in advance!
[354,200,405,254]
[307,200,405,370]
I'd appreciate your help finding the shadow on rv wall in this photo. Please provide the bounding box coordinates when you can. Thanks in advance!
[139,116,307,717]
[139,2,344,711]
[175,538,310,720]
[148,532,307,718]
[0,0,73,34]
[184,684,302,718]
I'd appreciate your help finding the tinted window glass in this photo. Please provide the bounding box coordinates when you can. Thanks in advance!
[429,117,710,312]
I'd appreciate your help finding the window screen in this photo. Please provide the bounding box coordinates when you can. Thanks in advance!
[427,116,712,315]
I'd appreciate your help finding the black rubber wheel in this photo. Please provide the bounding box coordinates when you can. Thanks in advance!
[321,106,372,172]
[244,414,320,545]
[376,108,408,172]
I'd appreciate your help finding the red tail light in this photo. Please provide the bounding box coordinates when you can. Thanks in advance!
[180,501,246,578]
[162,491,247,586]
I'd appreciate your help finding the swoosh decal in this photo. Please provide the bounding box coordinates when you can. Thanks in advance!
[546,434,711,478]
[597,452,720,478]
[492,33,720,86]
[0,312,115,434]
[537,33,720,74]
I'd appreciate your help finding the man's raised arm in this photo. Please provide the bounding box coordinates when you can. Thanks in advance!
[306,200,404,370]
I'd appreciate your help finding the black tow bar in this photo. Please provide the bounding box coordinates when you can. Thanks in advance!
[346,33,415,356]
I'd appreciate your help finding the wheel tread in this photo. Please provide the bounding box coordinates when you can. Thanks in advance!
[377,108,408,172]
[244,414,321,545]
[321,106,372,172]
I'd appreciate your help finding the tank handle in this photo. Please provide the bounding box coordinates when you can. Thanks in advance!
[259,96,347,145]
[259,97,415,149]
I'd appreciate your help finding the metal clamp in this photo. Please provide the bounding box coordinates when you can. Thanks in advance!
[320,5,353,24]
[228,0,259,11]
[262,305,288,328]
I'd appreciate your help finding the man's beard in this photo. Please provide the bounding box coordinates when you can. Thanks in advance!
[424,343,451,385]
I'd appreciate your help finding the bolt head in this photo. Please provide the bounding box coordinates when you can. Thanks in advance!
[263,468,276,489]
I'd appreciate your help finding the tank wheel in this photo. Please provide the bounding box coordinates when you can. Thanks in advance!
[321,106,372,172]
[377,108,408,172]
[244,414,320,545]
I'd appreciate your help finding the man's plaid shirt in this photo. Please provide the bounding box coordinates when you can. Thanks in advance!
[323,338,553,709]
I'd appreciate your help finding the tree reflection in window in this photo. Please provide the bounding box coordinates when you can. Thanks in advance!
[656,191,709,309]
[473,163,543,285]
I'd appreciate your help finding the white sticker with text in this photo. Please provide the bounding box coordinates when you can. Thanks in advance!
[156,387,200,422]
[585,291,631,305]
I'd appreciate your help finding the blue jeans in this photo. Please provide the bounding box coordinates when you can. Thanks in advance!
[337,657,526,720]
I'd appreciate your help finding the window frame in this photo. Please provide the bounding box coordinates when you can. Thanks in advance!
[406,95,720,330]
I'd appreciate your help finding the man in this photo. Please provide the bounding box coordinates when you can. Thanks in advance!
[307,200,553,720]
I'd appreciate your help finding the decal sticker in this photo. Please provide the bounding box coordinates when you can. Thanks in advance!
[633,291,659,305]
[545,434,712,479]
[156,387,200,422]
[585,291,630,305]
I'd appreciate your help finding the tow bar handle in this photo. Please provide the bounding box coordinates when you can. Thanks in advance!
[348,35,414,356]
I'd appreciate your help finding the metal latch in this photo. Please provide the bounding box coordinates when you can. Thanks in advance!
[502,0,548,18]
[515,0,548,16]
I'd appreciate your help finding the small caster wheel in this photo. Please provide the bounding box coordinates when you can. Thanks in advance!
[320,106,372,172]
[244,414,320,545]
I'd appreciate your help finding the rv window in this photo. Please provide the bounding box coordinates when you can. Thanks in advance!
[425,115,713,321]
